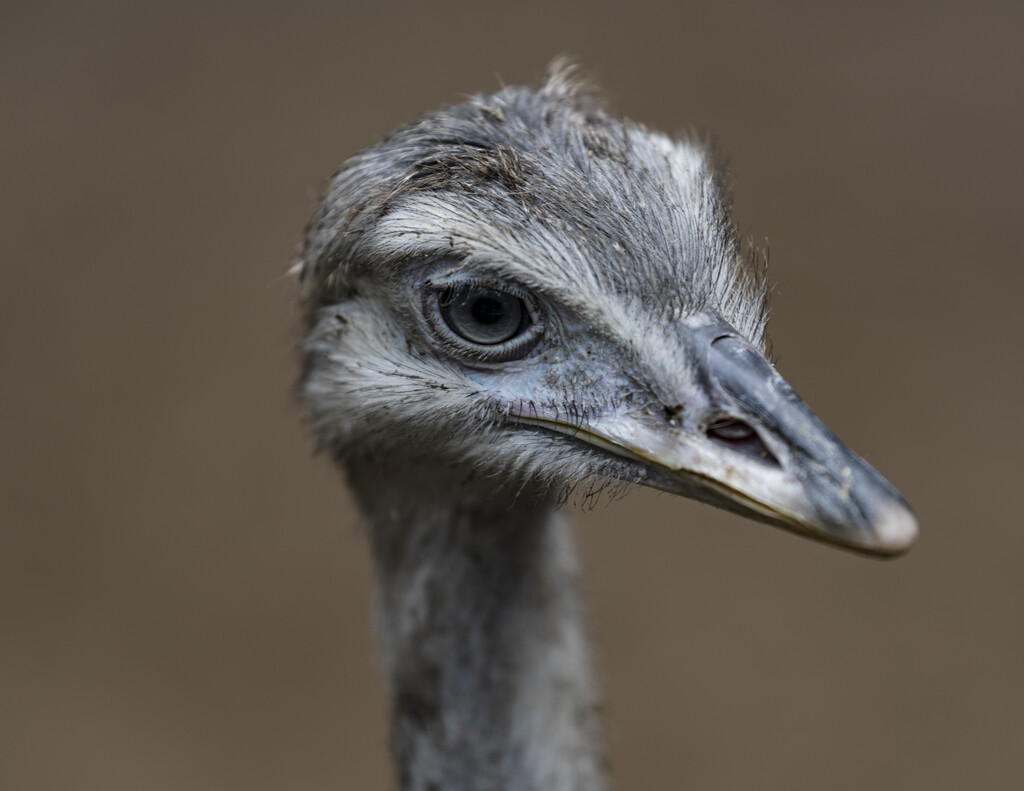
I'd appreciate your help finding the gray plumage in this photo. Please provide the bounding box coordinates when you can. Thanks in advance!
[296,63,916,791]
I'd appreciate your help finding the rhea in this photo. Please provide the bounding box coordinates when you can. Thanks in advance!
[295,66,917,791]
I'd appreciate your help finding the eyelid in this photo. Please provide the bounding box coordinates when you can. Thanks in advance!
[425,272,534,301]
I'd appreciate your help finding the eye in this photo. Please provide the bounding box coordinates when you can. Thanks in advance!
[440,286,526,344]
[424,280,544,363]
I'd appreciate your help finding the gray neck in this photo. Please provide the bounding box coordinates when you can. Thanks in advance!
[350,463,605,791]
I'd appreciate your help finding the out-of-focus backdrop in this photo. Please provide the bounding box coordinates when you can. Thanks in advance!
[3,2,1021,789]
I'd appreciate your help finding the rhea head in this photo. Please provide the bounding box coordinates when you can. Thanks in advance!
[297,66,917,556]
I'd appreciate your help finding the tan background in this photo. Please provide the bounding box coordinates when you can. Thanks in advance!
[3,1,1021,789]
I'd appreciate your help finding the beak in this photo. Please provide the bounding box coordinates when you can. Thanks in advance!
[516,321,917,557]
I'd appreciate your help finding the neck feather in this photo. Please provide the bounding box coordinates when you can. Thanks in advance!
[350,462,605,791]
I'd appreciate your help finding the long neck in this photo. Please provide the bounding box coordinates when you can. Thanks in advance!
[351,463,605,791]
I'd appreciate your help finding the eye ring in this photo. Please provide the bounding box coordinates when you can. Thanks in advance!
[422,278,544,363]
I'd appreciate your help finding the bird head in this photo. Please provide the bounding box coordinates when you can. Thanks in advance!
[298,65,917,557]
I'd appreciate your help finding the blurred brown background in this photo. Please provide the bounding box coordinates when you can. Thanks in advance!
[2,1,1021,789]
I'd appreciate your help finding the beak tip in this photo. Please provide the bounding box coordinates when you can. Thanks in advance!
[870,500,919,556]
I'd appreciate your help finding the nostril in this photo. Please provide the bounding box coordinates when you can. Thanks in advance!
[706,418,779,466]
[707,419,754,442]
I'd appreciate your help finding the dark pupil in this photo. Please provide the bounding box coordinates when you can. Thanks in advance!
[440,286,526,345]
[471,296,505,325]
